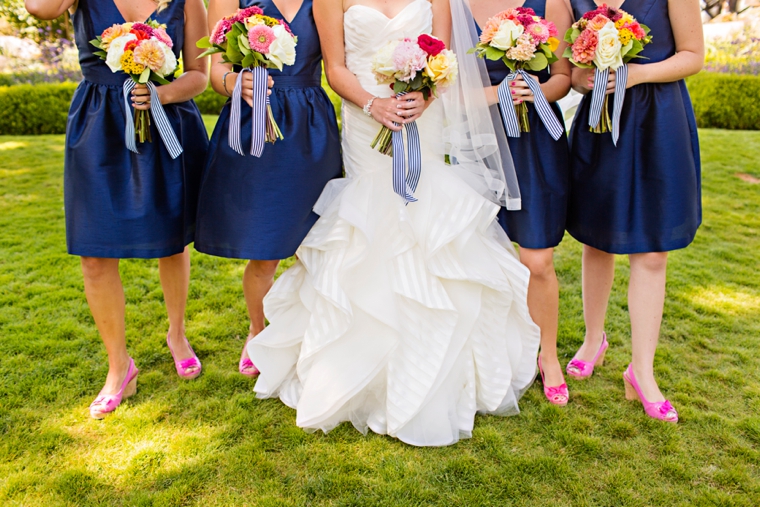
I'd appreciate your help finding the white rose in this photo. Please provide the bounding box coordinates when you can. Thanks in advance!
[105,34,137,73]
[371,40,399,84]
[593,21,624,71]
[157,42,177,77]
[267,24,296,71]
[490,20,524,51]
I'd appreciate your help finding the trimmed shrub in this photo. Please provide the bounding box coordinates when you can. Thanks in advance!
[0,83,77,135]
[194,87,228,115]
[686,72,760,130]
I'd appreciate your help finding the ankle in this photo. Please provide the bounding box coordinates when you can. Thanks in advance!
[167,326,187,343]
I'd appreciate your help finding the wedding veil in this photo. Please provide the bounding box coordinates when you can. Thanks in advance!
[442,0,522,210]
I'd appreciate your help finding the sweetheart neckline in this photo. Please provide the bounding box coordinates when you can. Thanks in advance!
[344,0,428,20]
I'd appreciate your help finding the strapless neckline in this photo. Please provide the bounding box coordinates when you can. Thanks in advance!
[345,0,429,20]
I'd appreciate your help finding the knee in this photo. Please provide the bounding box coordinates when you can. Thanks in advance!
[247,259,279,279]
[80,257,115,281]
[521,250,554,280]
[631,252,668,272]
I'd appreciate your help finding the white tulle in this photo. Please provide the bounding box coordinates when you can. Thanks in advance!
[248,0,540,447]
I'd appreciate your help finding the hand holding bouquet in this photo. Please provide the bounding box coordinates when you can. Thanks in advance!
[197,6,298,157]
[470,7,563,139]
[91,20,183,158]
[563,4,651,142]
[370,34,458,204]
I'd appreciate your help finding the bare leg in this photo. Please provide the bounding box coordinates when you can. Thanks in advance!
[81,257,130,394]
[628,252,668,402]
[240,259,280,370]
[572,244,615,362]
[520,248,564,387]
[158,247,198,374]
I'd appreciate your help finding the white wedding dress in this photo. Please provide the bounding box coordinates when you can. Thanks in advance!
[248,0,541,447]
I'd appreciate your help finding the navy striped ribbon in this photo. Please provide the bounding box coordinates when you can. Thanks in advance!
[391,93,422,204]
[229,67,269,157]
[588,65,628,146]
[497,70,563,140]
[121,79,183,159]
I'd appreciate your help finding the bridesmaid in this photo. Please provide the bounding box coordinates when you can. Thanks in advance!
[195,0,342,376]
[24,0,210,418]
[470,0,573,405]
[565,0,703,422]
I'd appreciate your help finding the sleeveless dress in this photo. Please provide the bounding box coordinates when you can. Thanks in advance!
[194,0,343,260]
[475,0,570,249]
[567,0,701,254]
[248,0,541,447]
[66,0,208,258]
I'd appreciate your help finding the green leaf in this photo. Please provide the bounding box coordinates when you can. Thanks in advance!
[150,72,170,85]
[89,38,102,49]
[197,47,221,59]
[564,27,579,45]
[239,33,250,51]
[562,47,574,60]
[138,67,151,84]
[502,57,517,72]
[196,36,213,49]
[485,46,505,61]
[393,81,406,95]
[525,53,548,72]
[241,53,255,68]
[93,51,108,59]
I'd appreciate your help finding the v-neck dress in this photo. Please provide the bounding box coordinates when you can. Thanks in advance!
[194,0,343,260]
[475,0,571,249]
[566,0,701,254]
[67,0,208,258]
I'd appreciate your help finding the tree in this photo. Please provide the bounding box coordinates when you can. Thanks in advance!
[0,0,70,41]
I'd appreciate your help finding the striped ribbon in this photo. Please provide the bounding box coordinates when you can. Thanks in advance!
[588,64,628,146]
[390,92,422,204]
[497,70,564,140]
[121,79,183,159]
[229,67,269,157]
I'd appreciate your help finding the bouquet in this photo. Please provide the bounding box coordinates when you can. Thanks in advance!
[197,6,297,157]
[470,7,563,139]
[563,4,651,140]
[370,34,458,204]
[91,20,183,158]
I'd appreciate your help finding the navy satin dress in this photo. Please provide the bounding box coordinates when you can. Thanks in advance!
[567,0,701,254]
[194,0,343,260]
[476,0,570,249]
[66,0,208,258]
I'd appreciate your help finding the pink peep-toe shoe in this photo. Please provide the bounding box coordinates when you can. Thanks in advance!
[566,332,609,379]
[167,333,202,379]
[89,358,139,420]
[623,364,678,423]
[538,356,568,406]
[239,358,259,377]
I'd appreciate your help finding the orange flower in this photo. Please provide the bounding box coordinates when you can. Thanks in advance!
[479,18,502,44]
[101,24,131,50]
[588,14,611,32]
[133,39,166,73]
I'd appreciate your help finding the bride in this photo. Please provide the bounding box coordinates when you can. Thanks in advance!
[248,0,541,446]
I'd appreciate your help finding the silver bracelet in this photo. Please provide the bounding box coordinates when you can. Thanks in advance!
[363,96,377,117]
[222,71,233,96]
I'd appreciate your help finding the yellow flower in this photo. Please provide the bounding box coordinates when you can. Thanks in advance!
[120,50,146,75]
[548,36,560,52]
[425,50,458,89]
[618,28,634,46]
[244,14,266,29]
[615,13,634,29]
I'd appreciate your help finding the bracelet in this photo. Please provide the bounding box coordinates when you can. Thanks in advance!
[222,71,233,97]
[363,96,377,117]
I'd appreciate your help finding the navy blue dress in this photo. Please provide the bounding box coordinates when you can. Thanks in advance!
[476,0,570,249]
[567,0,701,254]
[66,0,208,258]
[194,0,343,260]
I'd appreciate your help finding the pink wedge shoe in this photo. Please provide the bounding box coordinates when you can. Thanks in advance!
[623,364,678,423]
[239,358,259,377]
[167,333,202,379]
[566,332,609,379]
[89,358,139,419]
[538,356,568,406]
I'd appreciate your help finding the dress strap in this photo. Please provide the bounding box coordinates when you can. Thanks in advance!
[522,0,546,19]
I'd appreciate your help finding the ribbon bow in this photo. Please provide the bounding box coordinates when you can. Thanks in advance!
[229,67,269,157]
[588,64,628,146]
[122,80,183,159]
[496,70,564,141]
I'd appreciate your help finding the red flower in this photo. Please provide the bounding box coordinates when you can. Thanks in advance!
[515,7,536,16]
[234,6,264,23]
[129,22,154,40]
[417,33,445,56]
[517,14,535,26]
[124,40,138,52]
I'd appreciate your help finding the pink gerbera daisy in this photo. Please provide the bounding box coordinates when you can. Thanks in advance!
[249,24,275,53]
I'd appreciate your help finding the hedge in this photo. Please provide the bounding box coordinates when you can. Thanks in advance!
[685,72,760,130]
[0,73,758,135]
[0,83,78,135]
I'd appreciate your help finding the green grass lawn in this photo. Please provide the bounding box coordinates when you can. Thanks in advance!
[1,126,759,507]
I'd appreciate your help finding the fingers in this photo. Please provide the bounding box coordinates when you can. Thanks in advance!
[509,79,533,104]
[268,76,274,89]
[131,85,151,110]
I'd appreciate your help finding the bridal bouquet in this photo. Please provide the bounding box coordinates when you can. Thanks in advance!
[470,8,563,138]
[91,20,182,157]
[197,6,298,156]
[370,34,458,156]
[563,4,651,140]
